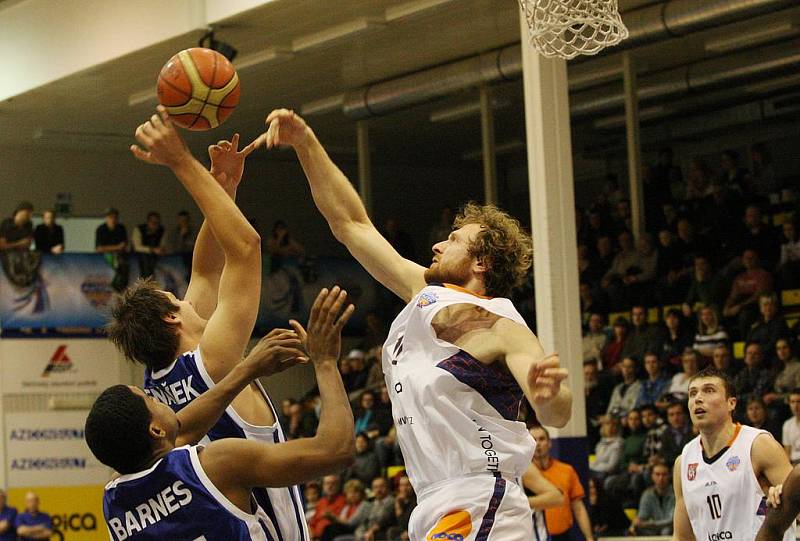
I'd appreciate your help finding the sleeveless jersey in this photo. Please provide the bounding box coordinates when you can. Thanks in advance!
[144,349,308,541]
[382,284,536,493]
[524,480,550,541]
[104,445,266,541]
[680,424,795,541]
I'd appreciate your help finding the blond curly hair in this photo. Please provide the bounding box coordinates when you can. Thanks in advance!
[453,202,533,297]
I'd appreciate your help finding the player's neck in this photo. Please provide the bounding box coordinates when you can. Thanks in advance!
[534,455,551,469]
[700,419,737,458]
[176,329,202,358]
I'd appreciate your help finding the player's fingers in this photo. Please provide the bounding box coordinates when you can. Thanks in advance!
[249,133,267,150]
[308,289,328,329]
[219,140,231,151]
[208,144,221,158]
[288,319,308,342]
[335,304,356,329]
[542,368,569,379]
[266,108,291,124]
[156,105,171,124]
[230,133,240,150]
[150,113,164,130]
[130,145,155,163]
[134,125,153,146]
[320,287,343,327]
[241,140,256,157]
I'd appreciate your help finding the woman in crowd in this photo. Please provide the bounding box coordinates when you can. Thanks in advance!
[693,305,729,359]
[320,479,371,541]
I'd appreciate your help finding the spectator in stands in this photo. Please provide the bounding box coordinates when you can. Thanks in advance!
[723,248,773,338]
[310,475,347,540]
[580,283,609,321]
[623,305,658,362]
[347,349,369,394]
[583,313,608,363]
[685,158,712,201]
[267,219,305,260]
[354,390,391,438]
[132,210,166,278]
[354,477,394,541]
[767,339,800,415]
[305,482,321,523]
[675,218,703,272]
[585,360,614,447]
[590,416,624,482]
[718,149,748,194]
[712,343,742,378]
[0,201,33,254]
[683,255,722,316]
[601,230,641,307]
[779,218,800,288]
[531,425,595,541]
[0,490,16,541]
[748,293,791,362]
[629,463,674,536]
[642,405,666,460]
[15,492,51,541]
[637,352,670,408]
[95,207,128,291]
[33,210,64,254]
[734,342,776,419]
[668,349,701,401]
[749,142,778,196]
[782,390,800,465]
[588,477,630,537]
[746,396,782,441]
[624,233,659,304]
[169,210,196,277]
[595,235,616,279]
[607,357,642,418]
[320,479,371,541]
[602,317,629,373]
[740,205,781,269]
[656,309,694,370]
[288,399,317,439]
[386,476,414,541]
[693,305,729,359]
[344,433,381,486]
[278,398,294,430]
[656,229,685,303]
[659,403,692,466]
[614,409,648,498]
[374,427,403,471]
[578,244,603,287]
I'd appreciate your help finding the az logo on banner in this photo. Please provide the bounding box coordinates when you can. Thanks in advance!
[42,345,73,377]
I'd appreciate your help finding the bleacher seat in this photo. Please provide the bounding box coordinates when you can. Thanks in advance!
[734,341,745,359]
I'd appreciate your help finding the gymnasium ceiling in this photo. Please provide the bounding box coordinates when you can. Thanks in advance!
[2,0,800,168]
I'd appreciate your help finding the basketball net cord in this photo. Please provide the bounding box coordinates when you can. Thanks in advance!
[519,0,629,60]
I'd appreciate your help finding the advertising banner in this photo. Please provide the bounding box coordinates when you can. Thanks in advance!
[0,339,124,394]
[8,485,105,541]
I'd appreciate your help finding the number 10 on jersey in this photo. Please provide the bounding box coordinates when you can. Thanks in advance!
[707,494,722,519]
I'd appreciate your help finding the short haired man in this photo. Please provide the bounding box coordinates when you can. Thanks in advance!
[14,492,51,541]
[606,357,642,418]
[673,367,793,540]
[630,463,674,536]
[33,209,64,254]
[0,490,16,541]
[782,389,800,465]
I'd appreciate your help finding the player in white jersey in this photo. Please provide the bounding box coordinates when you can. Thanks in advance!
[251,109,572,541]
[674,366,793,541]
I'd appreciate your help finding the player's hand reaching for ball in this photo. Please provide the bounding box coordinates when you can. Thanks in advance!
[290,286,354,364]
[131,105,191,168]
[251,109,311,150]
[242,328,307,378]
[208,133,255,193]
[528,353,568,405]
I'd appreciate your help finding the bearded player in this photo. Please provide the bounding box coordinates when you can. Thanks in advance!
[673,367,793,541]
[252,109,571,541]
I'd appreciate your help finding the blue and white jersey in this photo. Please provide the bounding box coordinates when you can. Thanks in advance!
[144,348,308,541]
[104,445,266,540]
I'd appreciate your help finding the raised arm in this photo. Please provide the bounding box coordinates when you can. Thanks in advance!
[757,465,800,541]
[522,462,563,510]
[132,107,261,382]
[175,329,304,446]
[252,109,426,302]
[200,287,356,496]
[673,457,697,541]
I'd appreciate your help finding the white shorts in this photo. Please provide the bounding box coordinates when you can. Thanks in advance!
[409,473,533,541]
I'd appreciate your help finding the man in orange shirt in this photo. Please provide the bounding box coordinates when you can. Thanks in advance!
[309,474,346,540]
[531,426,595,541]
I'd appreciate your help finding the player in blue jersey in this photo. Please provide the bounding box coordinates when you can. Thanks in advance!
[107,106,308,539]
[87,286,356,541]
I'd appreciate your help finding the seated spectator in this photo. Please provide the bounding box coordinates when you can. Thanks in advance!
[169,210,197,277]
[602,231,641,307]
[711,343,742,378]
[354,477,394,541]
[783,390,800,465]
[320,479,371,541]
[622,305,658,362]
[0,201,33,254]
[132,211,166,278]
[15,492,51,541]
[267,219,305,260]
[749,142,778,196]
[693,305,729,359]
[287,398,317,439]
[605,408,648,504]
[740,204,781,269]
[668,350,701,401]
[309,475,347,540]
[580,282,609,322]
[641,405,666,460]
[674,218,703,274]
[607,357,642,418]
[656,309,694,370]
[347,349,369,393]
[623,233,659,304]
[747,293,791,363]
[656,229,686,303]
[595,235,616,280]
[0,489,17,541]
[590,417,624,482]
[659,403,692,466]
[354,391,392,438]
[767,339,800,416]
[723,249,773,339]
[95,207,128,291]
[718,149,748,194]
[778,218,800,288]
[578,245,604,287]
[734,342,777,419]
[344,434,381,486]
[746,396,782,441]
[386,476,415,541]
[629,463,674,536]
[588,477,630,537]
[585,360,615,447]
[374,427,403,471]
[637,352,670,408]
[305,482,321,523]
[33,210,64,254]
[683,255,722,316]
[601,317,629,373]
[685,157,712,201]
[583,313,608,363]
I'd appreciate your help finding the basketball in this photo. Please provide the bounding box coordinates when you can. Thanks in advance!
[156,47,240,131]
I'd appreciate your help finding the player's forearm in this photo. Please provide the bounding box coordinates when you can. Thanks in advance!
[189,179,237,288]
[294,128,370,234]
[533,385,572,428]
[311,360,356,464]
[573,501,594,540]
[170,157,260,260]
[176,361,255,446]
[528,490,562,510]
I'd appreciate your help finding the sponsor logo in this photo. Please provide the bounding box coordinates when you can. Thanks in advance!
[417,292,438,308]
[427,510,472,541]
[687,463,698,481]
[726,456,740,472]
[708,531,732,541]
[704,481,718,487]
[52,513,97,541]
[42,345,72,377]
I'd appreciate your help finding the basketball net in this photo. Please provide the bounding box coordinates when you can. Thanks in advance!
[519,0,629,60]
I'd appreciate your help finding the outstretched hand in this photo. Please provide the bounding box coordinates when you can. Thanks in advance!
[527,353,568,404]
[208,133,255,193]
[250,109,311,151]
[130,105,191,168]
[290,286,354,364]
[243,328,307,378]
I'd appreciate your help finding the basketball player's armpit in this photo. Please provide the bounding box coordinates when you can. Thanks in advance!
[431,304,501,345]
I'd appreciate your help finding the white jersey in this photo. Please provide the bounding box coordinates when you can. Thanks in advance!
[680,424,795,541]
[382,284,535,494]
